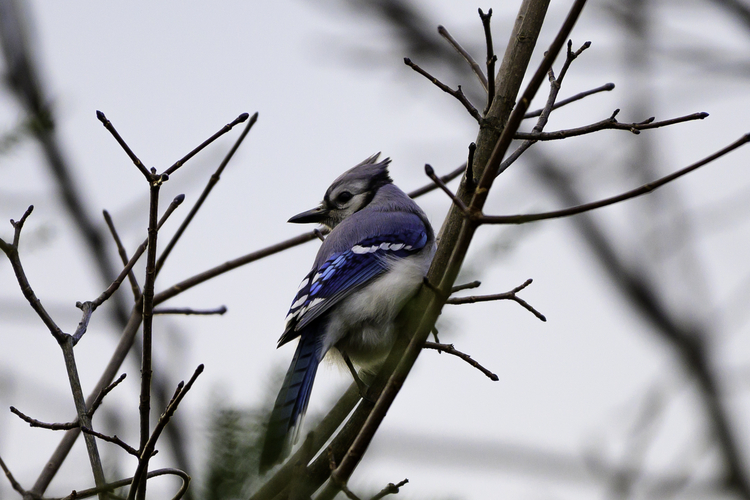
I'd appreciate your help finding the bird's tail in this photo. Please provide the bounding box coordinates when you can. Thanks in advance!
[259,332,321,472]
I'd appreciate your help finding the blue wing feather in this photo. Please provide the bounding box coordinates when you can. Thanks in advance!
[278,215,428,346]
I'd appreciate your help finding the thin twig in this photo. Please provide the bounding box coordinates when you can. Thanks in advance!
[479,8,496,113]
[70,195,185,346]
[153,306,227,315]
[92,195,185,311]
[437,25,488,90]
[514,110,709,140]
[404,57,482,123]
[10,406,77,430]
[313,228,327,242]
[451,280,481,294]
[466,142,477,191]
[96,111,152,181]
[56,468,191,500]
[424,164,472,216]
[129,365,204,500]
[423,342,499,381]
[498,40,592,177]
[81,426,139,456]
[369,479,409,500]
[103,210,141,301]
[135,177,162,500]
[0,206,66,343]
[524,82,614,118]
[156,112,258,276]
[88,373,127,417]
[447,279,546,321]
[59,336,107,496]
[481,134,750,225]
[162,112,250,176]
[0,454,26,496]
[9,374,126,431]
[407,163,465,199]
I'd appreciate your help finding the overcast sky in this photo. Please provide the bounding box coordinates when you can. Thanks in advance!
[1,1,750,499]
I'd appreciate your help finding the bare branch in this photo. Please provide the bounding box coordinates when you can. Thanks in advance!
[437,25,488,90]
[103,210,141,301]
[406,162,465,199]
[423,342,499,381]
[10,406,77,430]
[0,206,67,343]
[404,57,482,123]
[423,164,473,217]
[135,179,162,500]
[451,280,481,294]
[478,8,497,112]
[0,454,26,496]
[128,365,204,500]
[81,426,139,456]
[524,82,615,118]
[96,110,152,181]
[153,306,227,316]
[514,110,709,141]
[88,373,127,418]
[370,479,409,500]
[57,468,190,500]
[447,278,546,321]
[9,374,126,432]
[481,134,750,224]
[163,112,250,176]
[498,40,594,177]
[156,112,258,275]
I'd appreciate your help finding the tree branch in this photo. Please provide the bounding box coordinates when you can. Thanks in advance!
[447,278,546,321]
[404,57,483,123]
[514,110,708,141]
[423,342,499,381]
[524,82,615,118]
[480,134,750,224]
[437,25,488,90]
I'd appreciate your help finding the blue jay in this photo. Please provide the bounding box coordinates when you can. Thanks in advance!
[259,154,435,471]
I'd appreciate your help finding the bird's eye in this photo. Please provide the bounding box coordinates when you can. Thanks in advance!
[336,191,353,204]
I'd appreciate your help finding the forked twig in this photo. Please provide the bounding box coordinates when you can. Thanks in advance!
[437,25,488,90]
[404,58,482,123]
[423,342,499,381]
[514,110,709,141]
[447,278,546,322]
[481,134,750,225]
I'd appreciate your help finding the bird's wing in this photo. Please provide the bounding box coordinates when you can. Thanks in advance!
[277,214,429,347]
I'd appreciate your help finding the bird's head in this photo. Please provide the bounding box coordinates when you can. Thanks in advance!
[288,153,392,229]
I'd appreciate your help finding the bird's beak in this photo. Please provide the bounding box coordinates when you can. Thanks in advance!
[288,205,329,224]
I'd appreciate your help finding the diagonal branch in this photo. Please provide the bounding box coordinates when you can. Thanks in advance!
[480,134,750,225]
[447,278,547,321]
[404,57,483,122]
[162,112,250,176]
[437,25,488,90]
[524,82,615,118]
[514,110,709,141]
[96,110,152,180]
[156,112,258,275]
[423,342,499,381]
[479,8,497,113]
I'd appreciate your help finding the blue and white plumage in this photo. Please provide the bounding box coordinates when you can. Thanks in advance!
[259,154,434,471]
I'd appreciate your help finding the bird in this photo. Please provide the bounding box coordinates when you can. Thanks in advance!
[259,153,435,472]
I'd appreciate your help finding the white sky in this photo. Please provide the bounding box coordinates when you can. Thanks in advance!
[1,1,750,499]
